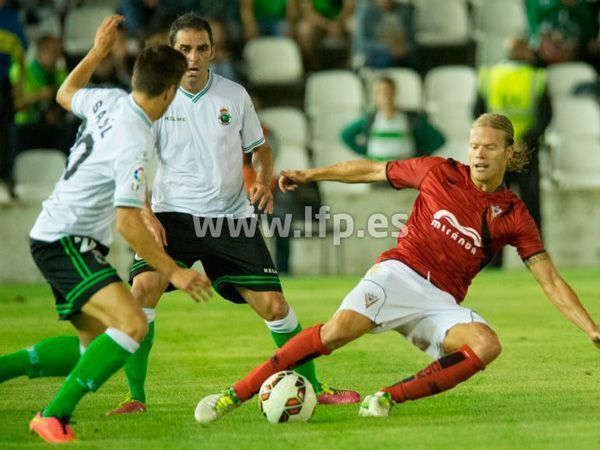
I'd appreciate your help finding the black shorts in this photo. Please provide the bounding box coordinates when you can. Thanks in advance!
[30,236,122,320]
[129,212,281,304]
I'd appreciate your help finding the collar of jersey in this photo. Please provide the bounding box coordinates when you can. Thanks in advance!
[126,95,153,129]
[179,70,213,103]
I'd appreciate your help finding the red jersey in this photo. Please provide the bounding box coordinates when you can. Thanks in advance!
[379,157,544,303]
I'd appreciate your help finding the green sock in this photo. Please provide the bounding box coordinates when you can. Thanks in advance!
[0,336,80,382]
[125,321,154,403]
[271,323,321,392]
[43,332,133,419]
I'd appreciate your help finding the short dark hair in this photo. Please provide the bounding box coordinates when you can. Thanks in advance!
[169,12,213,46]
[132,45,187,97]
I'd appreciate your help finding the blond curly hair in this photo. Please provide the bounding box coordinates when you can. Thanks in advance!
[471,113,531,173]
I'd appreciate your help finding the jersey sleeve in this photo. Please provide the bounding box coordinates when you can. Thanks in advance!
[386,156,446,190]
[113,134,149,209]
[240,90,265,153]
[71,88,126,119]
[509,202,545,260]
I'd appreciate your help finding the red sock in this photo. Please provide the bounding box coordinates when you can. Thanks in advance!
[233,324,331,402]
[382,345,485,403]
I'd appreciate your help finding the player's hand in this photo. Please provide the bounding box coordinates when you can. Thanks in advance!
[169,268,212,303]
[249,181,274,214]
[142,209,168,246]
[279,170,307,192]
[93,15,124,59]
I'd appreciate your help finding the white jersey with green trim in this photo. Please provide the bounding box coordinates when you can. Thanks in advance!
[151,71,265,218]
[30,88,151,247]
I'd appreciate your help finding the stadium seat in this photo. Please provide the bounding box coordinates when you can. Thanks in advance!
[415,0,470,46]
[311,110,363,147]
[475,34,508,68]
[305,70,364,118]
[547,62,597,99]
[424,65,477,107]
[472,0,526,38]
[361,67,423,111]
[543,137,600,190]
[548,98,600,138]
[63,5,116,55]
[243,37,303,85]
[433,138,469,164]
[428,106,473,141]
[14,150,66,201]
[274,145,311,173]
[259,107,308,148]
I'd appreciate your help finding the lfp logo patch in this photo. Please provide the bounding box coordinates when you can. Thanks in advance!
[131,166,145,191]
[218,107,231,125]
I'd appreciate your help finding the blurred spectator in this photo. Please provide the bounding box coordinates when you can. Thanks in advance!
[476,36,552,229]
[0,0,27,186]
[240,0,298,41]
[341,77,445,161]
[7,35,76,192]
[295,0,355,70]
[120,0,198,39]
[209,19,240,82]
[525,0,597,65]
[196,0,243,49]
[352,0,416,69]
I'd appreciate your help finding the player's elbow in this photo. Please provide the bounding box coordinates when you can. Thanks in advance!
[55,86,73,111]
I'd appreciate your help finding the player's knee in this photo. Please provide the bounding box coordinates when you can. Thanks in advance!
[114,309,148,343]
[131,273,164,308]
[468,325,502,365]
[260,294,289,322]
[320,316,355,350]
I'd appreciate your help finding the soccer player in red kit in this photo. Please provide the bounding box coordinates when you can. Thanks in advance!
[195,113,600,422]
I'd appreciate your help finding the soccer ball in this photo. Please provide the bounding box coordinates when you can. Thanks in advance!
[258,371,316,423]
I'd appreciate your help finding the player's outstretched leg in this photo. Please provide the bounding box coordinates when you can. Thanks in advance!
[196,310,373,424]
[359,323,500,417]
[0,336,80,383]
[243,289,361,405]
[195,324,331,424]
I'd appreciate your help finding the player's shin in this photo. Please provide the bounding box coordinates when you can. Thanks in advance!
[266,308,320,392]
[233,324,332,402]
[0,336,80,383]
[382,345,485,403]
[42,329,140,419]
[124,307,155,403]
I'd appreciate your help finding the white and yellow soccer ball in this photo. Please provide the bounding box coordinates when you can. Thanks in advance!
[258,371,316,424]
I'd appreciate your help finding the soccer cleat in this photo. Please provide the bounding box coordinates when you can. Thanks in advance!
[29,412,76,443]
[358,391,394,417]
[106,395,147,416]
[194,387,240,425]
[316,383,361,404]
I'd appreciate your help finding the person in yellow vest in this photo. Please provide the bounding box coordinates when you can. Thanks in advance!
[476,36,552,230]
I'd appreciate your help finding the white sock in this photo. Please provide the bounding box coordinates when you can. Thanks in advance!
[105,328,140,354]
[142,307,156,324]
[265,307,299,334]
[79,343,86,355]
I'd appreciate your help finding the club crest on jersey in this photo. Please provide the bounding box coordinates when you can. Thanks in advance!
[131,166,145,191]
[490,205,503,220]
[364,292,379,308]
[218,107,231,125]
[431,209,481,255]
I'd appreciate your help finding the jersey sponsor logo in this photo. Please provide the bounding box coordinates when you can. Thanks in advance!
[131,166,145,191]
[364,292,379,308]
[431,209,481,255]
[218,107,231,125]
[164,116,186,122]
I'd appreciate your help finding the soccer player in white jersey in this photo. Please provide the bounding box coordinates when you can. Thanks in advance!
[109,12,359,414]
[0,16,211,443]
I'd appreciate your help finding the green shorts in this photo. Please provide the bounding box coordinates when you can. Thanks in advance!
[30,236,122,320]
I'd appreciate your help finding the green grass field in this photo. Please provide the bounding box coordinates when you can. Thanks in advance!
[1,269,599,449]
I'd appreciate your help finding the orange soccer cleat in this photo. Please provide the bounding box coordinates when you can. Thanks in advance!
[29,412,75,443]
